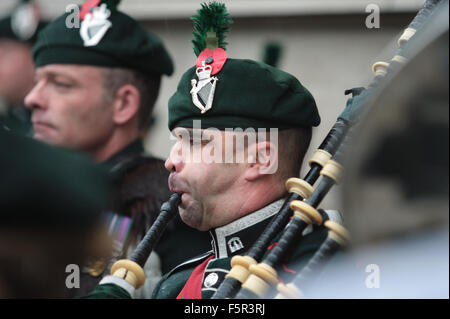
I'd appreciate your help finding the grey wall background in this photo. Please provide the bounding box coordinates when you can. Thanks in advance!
[1,0,423,211]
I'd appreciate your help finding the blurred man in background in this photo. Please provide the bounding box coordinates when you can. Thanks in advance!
[24,0,209,297]
[0,0,46,135]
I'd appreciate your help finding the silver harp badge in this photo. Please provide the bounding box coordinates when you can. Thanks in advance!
[190,59,218,114]
[80,3,112,47]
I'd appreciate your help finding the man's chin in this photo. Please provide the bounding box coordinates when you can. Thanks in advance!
[179,207,207,231]
[178,194,209,230]
[33,124,58,143]
[33,132,48,142]
[33,132,56,145]
[33,133,68,150]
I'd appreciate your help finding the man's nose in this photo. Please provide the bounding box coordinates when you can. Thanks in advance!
[24,81,46,111]
[165,141,184,173]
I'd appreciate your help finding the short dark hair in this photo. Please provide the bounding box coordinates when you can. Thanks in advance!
[102,68,161,130]
[239,126,312,180]
[277,127,312,180]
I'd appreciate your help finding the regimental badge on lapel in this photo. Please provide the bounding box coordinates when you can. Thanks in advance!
[190,60,218,114]
[80,3,112,47]
[227,236,244,254]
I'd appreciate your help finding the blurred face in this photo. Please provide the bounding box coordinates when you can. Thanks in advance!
[24,64,115,154]
[165,128,246,231]
[0,39,34,104]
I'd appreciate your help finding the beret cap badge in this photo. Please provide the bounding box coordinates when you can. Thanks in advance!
[190,61,218,114]
[80,1,112,47]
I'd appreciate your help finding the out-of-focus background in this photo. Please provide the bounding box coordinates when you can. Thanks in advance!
[0,0,424,211]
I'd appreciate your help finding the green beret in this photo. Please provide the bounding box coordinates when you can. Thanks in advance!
[168,2,319,131]
[168,58,320,130]
[32,1,173,76]
[0,128,112,230]
[0,0,47,43]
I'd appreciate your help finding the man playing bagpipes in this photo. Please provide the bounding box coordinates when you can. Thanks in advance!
[84,1,343,299]
[86,0,445,299]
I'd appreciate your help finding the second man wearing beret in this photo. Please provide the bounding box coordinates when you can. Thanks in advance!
[24,0,210,298]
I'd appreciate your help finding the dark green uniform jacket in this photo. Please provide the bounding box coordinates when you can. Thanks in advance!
[151,199,331,299]
[83,198,339,299]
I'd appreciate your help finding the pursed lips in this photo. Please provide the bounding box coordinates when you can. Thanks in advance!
[32,120,56,130]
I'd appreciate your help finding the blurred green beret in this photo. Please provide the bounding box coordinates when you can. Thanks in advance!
[168,2,319,131]
[0,0,47,43]
[168,58,320,131]
[32,0,173,76]
[0,129,112,230]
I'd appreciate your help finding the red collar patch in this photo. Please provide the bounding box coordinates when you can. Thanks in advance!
[176,255,215,299]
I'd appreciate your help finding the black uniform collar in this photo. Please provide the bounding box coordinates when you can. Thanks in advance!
[209,198,285,259]
[103,138,145,170]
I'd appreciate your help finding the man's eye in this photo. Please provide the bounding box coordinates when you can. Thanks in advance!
[51,77,73,88]
[54,81,72,88]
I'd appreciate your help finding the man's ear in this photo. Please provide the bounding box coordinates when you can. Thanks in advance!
[244,141,279,181]
[112,84,140,125]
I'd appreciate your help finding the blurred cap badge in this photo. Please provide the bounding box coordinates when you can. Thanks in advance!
[11,1,40,41]
[80,1,112,47]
